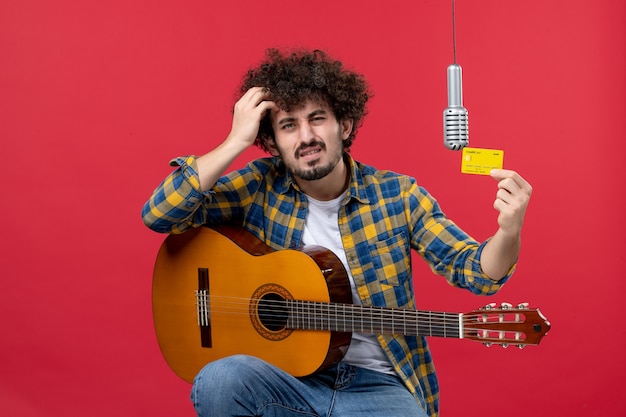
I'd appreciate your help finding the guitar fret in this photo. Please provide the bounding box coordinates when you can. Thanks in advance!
[316,301,323,330]
[314,301,319,330]
[286,300,462,339]
[428,311,432,336]
[305,299,310,330]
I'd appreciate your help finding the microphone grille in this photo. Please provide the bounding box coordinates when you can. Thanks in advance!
[443,107,469,150]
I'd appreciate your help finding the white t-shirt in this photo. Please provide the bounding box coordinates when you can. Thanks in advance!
[302,194,395,375]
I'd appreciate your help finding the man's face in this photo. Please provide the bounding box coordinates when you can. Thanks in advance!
[269,100,352,181]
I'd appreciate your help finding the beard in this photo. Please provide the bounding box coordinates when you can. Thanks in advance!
[291,139,344,181]
[279,126,345,181]
[292,160,337,181]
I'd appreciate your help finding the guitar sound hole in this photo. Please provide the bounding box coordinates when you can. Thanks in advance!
[258,293,288,331]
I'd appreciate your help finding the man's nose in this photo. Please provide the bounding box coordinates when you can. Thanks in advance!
[299,121,315,143]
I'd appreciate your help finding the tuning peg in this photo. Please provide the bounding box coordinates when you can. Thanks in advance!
[481,302,497,310]
[517,302,529,309]
[483,342,492,347]
[517,344,525,349]
[501,343,509,348]
[501,302,512,310]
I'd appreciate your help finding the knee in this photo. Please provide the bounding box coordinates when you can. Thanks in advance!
[191,355,273,416]
[193,355,299,417]
[192,355,267,395]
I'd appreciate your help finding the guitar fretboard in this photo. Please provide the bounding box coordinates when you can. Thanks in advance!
[286,300,462,338]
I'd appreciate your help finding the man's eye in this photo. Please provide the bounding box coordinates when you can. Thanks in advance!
[281,123,295,130]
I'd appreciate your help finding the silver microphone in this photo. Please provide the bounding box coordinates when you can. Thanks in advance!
[443,64,469,150]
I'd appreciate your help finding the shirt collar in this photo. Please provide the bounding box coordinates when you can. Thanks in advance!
[344,153,370,205]
[273,154,370,205]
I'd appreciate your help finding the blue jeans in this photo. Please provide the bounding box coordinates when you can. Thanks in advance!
[191,355,429,417]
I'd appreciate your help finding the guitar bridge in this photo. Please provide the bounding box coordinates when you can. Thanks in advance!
[196,268,212,347]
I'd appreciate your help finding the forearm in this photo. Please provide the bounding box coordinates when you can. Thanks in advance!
[479,228,521,280]
[196,136,250,192]
[411,186,510,295]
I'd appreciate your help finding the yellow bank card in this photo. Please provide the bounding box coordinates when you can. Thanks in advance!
[461,147,504,175]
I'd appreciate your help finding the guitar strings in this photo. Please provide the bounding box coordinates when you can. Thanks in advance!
[199,295,523,321]
[196,295,525,336]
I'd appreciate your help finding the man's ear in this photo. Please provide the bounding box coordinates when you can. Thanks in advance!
[265,138,280,156]
[341,118,354,140]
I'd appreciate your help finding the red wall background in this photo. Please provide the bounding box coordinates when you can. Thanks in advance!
[2,0,625,415]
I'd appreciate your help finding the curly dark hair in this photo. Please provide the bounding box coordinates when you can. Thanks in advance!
[239,48,371,152]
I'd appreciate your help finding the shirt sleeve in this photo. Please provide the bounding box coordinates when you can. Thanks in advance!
[141,155,273,234]
[410,184,515,295]
[141,155,212,234]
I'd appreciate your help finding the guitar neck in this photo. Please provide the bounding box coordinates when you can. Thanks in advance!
[286,300,462,338]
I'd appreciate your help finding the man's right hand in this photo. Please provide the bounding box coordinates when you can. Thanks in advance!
[226,87,276,151]
[195,87,275,192]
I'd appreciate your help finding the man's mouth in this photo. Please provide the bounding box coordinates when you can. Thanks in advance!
[296,142,325,159]
[300,148,321,157]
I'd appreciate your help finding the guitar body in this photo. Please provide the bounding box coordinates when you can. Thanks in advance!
[152,225,352,382]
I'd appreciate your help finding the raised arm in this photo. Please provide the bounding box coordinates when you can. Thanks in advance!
[141,87,275,232]
[480,169,533,280]
[196,87,275,191]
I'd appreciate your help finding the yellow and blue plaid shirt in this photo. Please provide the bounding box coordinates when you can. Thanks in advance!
[142,153,513,417]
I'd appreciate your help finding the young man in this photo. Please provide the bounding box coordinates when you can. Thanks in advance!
[142,48,532,417]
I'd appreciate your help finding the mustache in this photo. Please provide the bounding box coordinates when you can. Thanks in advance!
[295,141,326,159]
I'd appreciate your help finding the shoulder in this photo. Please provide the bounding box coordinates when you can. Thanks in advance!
[245,157,282,173]
[350,159,439,213]
[225,157,286,180]
[353,159,418,189]
[220,157,291,194]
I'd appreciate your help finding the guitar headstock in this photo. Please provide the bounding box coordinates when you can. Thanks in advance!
[463,303,550,348]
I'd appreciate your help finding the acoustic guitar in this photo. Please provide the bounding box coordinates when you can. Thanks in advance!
[152,225,550,382]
